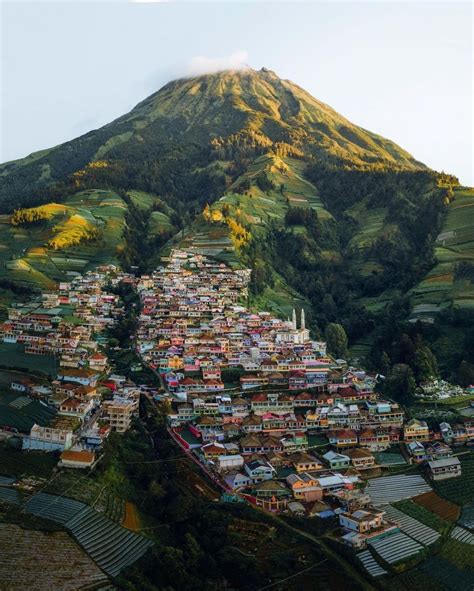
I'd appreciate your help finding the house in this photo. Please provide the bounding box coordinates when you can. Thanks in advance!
[22,417,75,451]
[286,473,323,502]
[289,451,323,473]
[346,448,375,470]
[59,449,95,469]
[407,441,427,463]
[339,508,385,534]
[326,429,358,449]
[102,397,135,433]
[323,450,351,470]
[252,479,291,511]
[216,454,244,472]
[202,442,226,460]
[339,508,396,549]
[404,418,429,442]
[439,421,454,443]
[244,459,275,483]
[427,457,461,481]
[225,471,250,490]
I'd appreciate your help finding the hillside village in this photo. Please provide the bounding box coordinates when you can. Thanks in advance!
[0,248,473,581]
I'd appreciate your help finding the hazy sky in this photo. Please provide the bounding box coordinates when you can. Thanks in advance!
[1,1,472,185]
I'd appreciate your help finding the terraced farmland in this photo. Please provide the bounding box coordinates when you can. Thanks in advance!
[0,523,108,591]
[0,387,57,431]
[410,186,474,320]
[458,502,474,529]
[367,531,424,565]
[366,474,431,505]
[0,189,127,288]
[450,526,474,544]
[17,490,153,578]
[412,490,460,522]
[66,506,153,577]
[24,491,86,524]
[356,549,387,577]
[383,505,440,545]
[432,453,474,505]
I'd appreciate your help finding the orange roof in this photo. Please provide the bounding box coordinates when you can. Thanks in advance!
[60,450,95,463]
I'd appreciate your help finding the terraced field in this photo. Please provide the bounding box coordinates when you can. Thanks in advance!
[23,491,153,578]
[431,453,474,505]
[367,530,424,565]
[383,505,440,546]
[0,523,108,590]
[0,189,127,288]
[356,549,387,578]
[0,388,57,432]
[412,490,460,522]
[410,186,474,321]
[366,474,431,505]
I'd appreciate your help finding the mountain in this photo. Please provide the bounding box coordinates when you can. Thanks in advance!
[0,68,472,382]
[0,68,424,212]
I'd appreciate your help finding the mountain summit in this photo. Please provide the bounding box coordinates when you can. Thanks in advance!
[124,67,423,169]
[0,68,425,211]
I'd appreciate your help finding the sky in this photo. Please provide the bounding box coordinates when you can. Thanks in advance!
[1,1,472,185]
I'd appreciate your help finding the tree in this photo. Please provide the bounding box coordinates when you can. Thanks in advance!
[325,322,348,359]
[384,363,416,402]
[413,345,438,383]
[457,360,474,387]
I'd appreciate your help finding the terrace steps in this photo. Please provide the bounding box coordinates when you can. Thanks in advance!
[356,550,387,577]
[450,526,474,545]
[367,530,424,565]
[383,505,440,546]
[367,474,431,505]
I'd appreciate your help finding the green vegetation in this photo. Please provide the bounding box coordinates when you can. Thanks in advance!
[393,499,451,533]
[0,442,57,478]
[432,454,474,505]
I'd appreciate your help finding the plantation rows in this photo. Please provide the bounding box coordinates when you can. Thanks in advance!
[384,505,440,546]
[356,550,387,577]
[67,507,153,577]
[0,486,20,505]
[9,490,152,577]
[367,474,431,505]
[25,491,86,524]
[368,531,423,565]
[450,526,474,545]
[458,502,474,529]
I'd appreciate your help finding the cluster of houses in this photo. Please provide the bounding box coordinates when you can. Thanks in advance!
[417,378,473,400]
[136,249,470,542]
[0,266,141,467]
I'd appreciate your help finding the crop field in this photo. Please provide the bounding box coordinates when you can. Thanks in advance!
[356,549,387,577]
[0,523,108,590]
[393,499,450,533]
[366,474,431,505]
[0,342,56,376]
[458,502,474,529]
[367,530,424,565]
[410,186,474,320]
[0,389,56,432]
[383,505,440,545]
[0,189,126,288]
[0,445,57,478]
[431,453,474,505]
[416,556,474,591]
[412,490,460,521]
[450,526,474,544]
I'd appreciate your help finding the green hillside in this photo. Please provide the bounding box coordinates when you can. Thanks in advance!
[0,67,472,382]
[411,186,474,320]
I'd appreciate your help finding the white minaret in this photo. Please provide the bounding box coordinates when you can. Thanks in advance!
[292,308,297,330]
[301,308,305,331]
